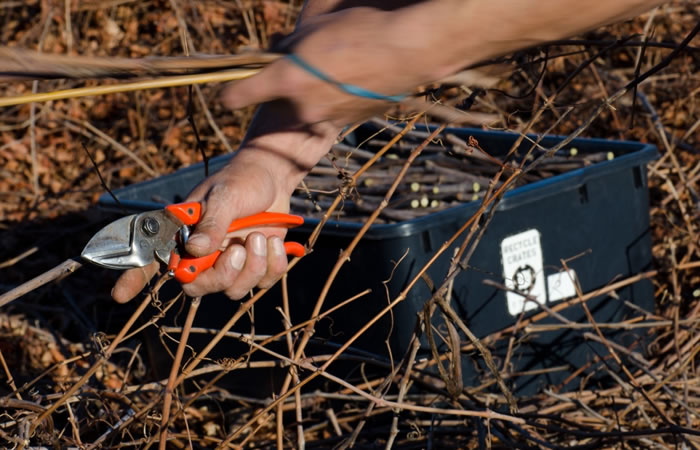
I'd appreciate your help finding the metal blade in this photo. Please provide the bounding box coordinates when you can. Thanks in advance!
[81,215,138,269]
[81,210,181,270]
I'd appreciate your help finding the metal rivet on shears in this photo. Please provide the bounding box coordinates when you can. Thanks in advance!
[142,217,160,236]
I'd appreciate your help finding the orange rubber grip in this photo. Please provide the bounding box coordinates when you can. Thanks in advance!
[166,202,201,225]
[166,202,305,284]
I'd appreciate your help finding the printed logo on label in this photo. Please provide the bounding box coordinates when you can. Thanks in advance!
[547,269,578,302]
[500,229,546,316]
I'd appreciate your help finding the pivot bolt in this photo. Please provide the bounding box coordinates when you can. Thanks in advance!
[142,217,160,236]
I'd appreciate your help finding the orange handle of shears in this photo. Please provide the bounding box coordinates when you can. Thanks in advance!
[165,202,305,284]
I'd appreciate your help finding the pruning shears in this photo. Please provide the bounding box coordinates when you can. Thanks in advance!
[81,202,305,283]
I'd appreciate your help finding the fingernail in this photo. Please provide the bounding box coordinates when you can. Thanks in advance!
[188,234,210,250]
[271,237,285,257]
[251,234,267,257]
[229,246,246,271]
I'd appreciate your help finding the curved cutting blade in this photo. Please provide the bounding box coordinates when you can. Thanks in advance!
[81,210,181,270]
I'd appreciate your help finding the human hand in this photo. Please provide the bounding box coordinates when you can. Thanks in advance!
[221,6,460,128]
[110,155,288,302]
[111,116,338,302]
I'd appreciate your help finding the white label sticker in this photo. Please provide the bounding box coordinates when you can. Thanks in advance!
[547,269,578,302]
[500,229,546,315]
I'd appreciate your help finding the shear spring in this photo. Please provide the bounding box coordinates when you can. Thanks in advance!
[178,226,191,245]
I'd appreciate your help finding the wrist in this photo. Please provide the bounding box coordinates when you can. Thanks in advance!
[235,121,340,197]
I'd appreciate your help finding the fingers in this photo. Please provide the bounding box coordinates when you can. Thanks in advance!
[181,233,289,300]
[110,234,289,302]
[221,60,285,111]
[111,261,160,303]
[223,234,268,299]
[259,236,290,289]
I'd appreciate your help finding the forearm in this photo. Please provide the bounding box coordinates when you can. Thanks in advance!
[298,0,422,20]
[394,0,664,80]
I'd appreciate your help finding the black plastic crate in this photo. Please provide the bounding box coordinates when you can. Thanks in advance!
[100,126,657,395]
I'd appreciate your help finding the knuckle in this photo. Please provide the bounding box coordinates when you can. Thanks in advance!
[246,262,267,282]
[182,283,204,298]
[243,254,266,274]
[230,269,265,298]
[209,270,234,293]
[257,276,279,290]
[258,264,285,289]
[181,272,219,297]
[271,252,288,273]
[194,216,220,233]
[206,181,234,203]
[224,286,248,301]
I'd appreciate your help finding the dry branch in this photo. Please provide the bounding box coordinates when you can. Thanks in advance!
[0,259,82,307]
[0,47,280,79]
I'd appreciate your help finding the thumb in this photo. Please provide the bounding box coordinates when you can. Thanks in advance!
[185,184,251,258]
[221,60,286,110]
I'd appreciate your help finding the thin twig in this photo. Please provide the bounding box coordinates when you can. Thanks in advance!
[159,296,200,450]
[385,331,422,450]
[0,259,82,308]
[0,349,21,400]
[279,114,427,425]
